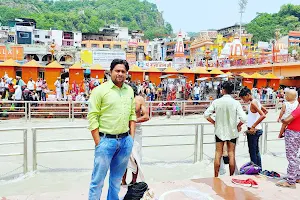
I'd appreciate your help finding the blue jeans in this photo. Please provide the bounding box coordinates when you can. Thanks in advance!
[247,129,263,168]
[89,135,134,200]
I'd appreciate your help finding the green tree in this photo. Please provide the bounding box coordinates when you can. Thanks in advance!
[0,0,173,40]
[247,4,300,42]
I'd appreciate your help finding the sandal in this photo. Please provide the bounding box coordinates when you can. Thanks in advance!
[270,171,281,179]
[259,170,271,176]
[276,180,296,189]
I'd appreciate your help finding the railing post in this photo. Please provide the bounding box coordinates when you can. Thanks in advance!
[183,101,185,117]
[28,102,31,121]
[194,125,199,163]
[24,101,28,122]
[72,101,75,122]
[32,128,37,171]
[180,101,183,117]
[149,101,153,118]
[275,98,279,112]
[263,122,268,154]
[23,129,28,174]
[199,124,204,161]
[68,101,71,121]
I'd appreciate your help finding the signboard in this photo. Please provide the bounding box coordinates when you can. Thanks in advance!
[81,50,93,65]
[128,39,138,47]
[173,57,186,70]
[136,61,173,70]
[23,45,48,54]
[199,31,218,39]
[126,53,136,66]
[92,50,126,70]
[0,45,24,61]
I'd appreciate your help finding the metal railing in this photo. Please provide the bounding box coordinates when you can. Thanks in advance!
[30,121,282,171]
[28,101,71,121]
[0,128,28,174]
[0,101,28,122]
[0,99,282,122]
[32,123,201,170]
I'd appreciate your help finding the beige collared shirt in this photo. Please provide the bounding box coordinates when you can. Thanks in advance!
[204,95,247,141]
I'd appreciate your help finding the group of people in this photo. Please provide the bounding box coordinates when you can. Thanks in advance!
[86,59,300,200]
[205,82,300,189]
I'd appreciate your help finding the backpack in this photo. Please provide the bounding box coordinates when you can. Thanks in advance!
[123,182,148,200]
[240,161,262,175]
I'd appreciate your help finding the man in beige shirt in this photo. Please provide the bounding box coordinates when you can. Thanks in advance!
[204,81,247,177]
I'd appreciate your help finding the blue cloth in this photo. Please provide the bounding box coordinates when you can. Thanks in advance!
[85,69,91,74]
[89,135,134,200]
[247,130,263,168]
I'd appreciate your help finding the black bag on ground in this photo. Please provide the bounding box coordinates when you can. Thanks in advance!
[123,182,148,200]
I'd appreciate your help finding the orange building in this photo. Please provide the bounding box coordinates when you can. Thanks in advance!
[129,65,144,82]
[69,62,84,84]
[90,64,105,81]
[227,62,300,88]
[22,60,42,83]
[145,66,162,85]
[0,59,19,78]
[193,67,211,79]
[45,61,63,91]
[178,67,195,83]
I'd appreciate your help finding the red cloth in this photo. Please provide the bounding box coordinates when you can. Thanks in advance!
[287,106,300,131]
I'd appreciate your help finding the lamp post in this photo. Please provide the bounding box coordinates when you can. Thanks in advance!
[238,0,248,39]
[271,39,276,74]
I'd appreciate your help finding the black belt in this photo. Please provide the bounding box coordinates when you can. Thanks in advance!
[99,132,129,139]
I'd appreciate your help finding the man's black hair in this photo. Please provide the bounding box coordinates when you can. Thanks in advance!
[298,88,300,98]
[110,59,129,71]
[239,87,251,97]
[221,81,234,94]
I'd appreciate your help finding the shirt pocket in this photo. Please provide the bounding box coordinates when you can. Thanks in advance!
[124,96,133,114]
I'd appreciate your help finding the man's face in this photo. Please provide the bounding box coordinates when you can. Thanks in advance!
[111,64,127,85]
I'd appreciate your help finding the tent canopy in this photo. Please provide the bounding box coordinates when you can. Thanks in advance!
[46,61,63,68]
[0,59,21,67]
[129,65,144,72]
[193,67,210,74]
[249,72,264,79]
[178,67,193,73]
[209,68,224,75]
[163,66,178,73]
[22,60,43,68]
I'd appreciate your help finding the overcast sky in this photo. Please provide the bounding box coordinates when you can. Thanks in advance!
[148,0,300,32]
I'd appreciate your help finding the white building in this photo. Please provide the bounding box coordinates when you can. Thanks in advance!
[98,24,129,41]
[147,38,164,61]
[33,29,52,45]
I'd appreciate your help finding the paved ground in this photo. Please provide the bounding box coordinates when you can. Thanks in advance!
[0,110,295,199]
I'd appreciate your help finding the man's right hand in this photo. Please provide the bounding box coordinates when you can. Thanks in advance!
[91,128,100,147]
[237,125,242,132]
[95,138,100,146]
